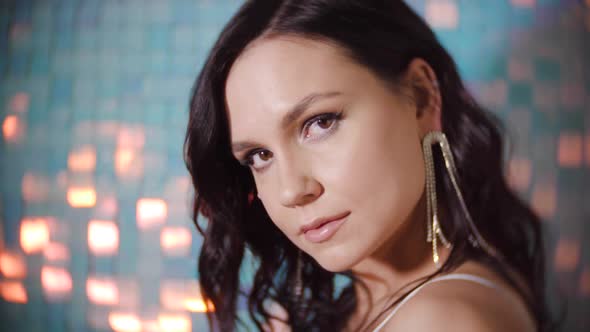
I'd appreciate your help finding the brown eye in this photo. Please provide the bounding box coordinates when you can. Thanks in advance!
[317,118,334,129]
[302,112,343,139]
[241,149,274,171]
[258,150,272,161]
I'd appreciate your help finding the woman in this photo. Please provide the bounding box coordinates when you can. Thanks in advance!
[184,1,553,331]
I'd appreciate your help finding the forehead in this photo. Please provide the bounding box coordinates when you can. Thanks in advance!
[224,36,368,133]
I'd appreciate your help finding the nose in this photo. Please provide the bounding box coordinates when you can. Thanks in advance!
[277,156,323,208]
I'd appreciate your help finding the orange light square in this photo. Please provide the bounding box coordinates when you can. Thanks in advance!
[68,145,97,172]
[43,242,71,262]
[41,266,73,300]
[88,220,119,256]
[109,312,142,332]
[0,280,28,303]
[20,217,50,254]
[425,1,458,29]
[0,251,27,278]
[137,198,167,229]
[161,227,191,256]
[530,182,556,219]
[557,133,582,168]
[67,187,97,208]
[87,277,119,305]
[158,313,191,332]
[554,238,580,272]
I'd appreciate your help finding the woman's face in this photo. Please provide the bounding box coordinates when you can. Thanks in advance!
[225,36,436,272]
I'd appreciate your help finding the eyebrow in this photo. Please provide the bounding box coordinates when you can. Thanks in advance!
[231,91,342,155]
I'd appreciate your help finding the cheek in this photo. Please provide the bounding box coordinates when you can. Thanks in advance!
[257,191,292,233]
[320,119,425,224]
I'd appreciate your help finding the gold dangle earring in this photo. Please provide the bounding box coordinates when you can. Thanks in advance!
[422,131,452,266]
[422,131,499,266]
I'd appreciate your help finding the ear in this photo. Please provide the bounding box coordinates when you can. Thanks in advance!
[402,58,442,138]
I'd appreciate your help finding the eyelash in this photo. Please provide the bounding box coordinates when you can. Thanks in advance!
[239,111,344,169]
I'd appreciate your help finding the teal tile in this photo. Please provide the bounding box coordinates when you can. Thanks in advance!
[54,26,74,50]
[50,76,72,107]
[8,49,30,77]
[534,57,561,81]
[508,82,533,106]
[30,50,50,75]
[147,24,169,51]
[74,28,99,51]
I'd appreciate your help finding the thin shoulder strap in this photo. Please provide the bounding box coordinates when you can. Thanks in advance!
[372,273,498,332]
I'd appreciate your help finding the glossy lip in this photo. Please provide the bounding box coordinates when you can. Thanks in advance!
[300,211,351,234]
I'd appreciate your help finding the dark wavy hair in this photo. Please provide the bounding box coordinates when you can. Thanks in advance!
[184,1,554,331]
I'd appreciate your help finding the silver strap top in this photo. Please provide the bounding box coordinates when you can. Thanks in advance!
[371,273,499,332]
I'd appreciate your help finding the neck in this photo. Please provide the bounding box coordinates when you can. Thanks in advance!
[348,192,452,329]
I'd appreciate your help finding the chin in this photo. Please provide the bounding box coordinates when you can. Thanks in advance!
[310,247,363,272]
[315,260,349,272]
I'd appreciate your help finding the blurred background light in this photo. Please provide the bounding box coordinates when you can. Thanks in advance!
[0,0,588,330]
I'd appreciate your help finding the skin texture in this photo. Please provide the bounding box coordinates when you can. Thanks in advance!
[225,36,533,331]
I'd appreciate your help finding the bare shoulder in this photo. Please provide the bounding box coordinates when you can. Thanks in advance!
[380,263,537,332]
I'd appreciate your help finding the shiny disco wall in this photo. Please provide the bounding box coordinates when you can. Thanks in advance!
[0,0,588,331]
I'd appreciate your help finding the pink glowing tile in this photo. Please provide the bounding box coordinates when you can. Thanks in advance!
[87,306,111,330]
[41,266,73,300]
[22,172,50,203]
[511,0,536,8]
[557,133,583,168]
[10,23,31,41]
[163,176,191,200]
[160,279,212,312]
[115,147,144,179]
[93,120,119,140]
[553,238,580,272]
[56,170,68,189]
[2,115,25,143]
[533,83,558,109]
[508,57,534,81]
[137,198,167,229]
[68,145,97,172]
[108,312,142,332]
[117,279,140,309]
[530,182,556,219]
[87,277,119,305]
[158,313,191,332]
[117,126,145,149]
[489,80,508,107]
[88,220,119,256]
[141,320,161,332]
[560,83,584,108]
[425,0,459,29]
[161,227,191,256]
[43,242,70,262]
[579,267,590,297]
[95,195,119,219]
[9,92,29,113]
[185,298,214,313]
[0,250,27,278]
[20,217,50,254]
[507,157,532,191]
[67,187,97,208]
[0,280,28,303]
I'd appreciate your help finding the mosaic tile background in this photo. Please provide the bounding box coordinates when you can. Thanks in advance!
[0,0,588,331]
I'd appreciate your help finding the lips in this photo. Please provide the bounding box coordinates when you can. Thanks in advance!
[300,211,350,243]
